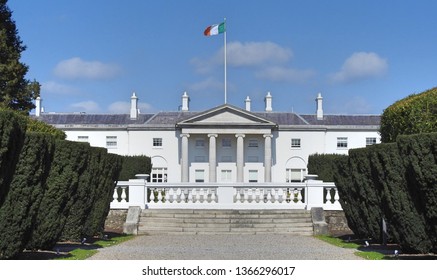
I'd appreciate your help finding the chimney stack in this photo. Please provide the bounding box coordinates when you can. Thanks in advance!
[316,92,323,120]
[35,97,42,117]
[181,91,190,111]
[130,92,138,119]
[265,92,272,112]
[245,96,251,111]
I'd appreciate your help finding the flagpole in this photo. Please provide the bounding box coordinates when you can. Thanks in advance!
[224,17,227,104]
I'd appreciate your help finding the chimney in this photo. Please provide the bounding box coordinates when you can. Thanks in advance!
[245,96,251,111]
[181,91,190,111]
[316,92,323,120]
[265,91,272,112]
[35,97,42,117]
[130,92,138,119]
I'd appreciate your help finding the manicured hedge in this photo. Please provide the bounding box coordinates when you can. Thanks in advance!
[308,153,341,182]
[118,155,152,181]
[380,87,437,143]
[0,110,27,208]
[0,133,54,259]
[330,133,437,253]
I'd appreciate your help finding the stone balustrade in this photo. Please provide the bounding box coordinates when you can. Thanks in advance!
[110,179,342,210]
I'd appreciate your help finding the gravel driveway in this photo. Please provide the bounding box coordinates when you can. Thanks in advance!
[88,234,362,260]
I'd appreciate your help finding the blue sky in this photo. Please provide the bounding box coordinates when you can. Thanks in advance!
[8,0,437,115]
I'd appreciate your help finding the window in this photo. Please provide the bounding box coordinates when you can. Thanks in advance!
[195,139,205,148]
[366,137,377,146]
[248,139,259,148]
[222,138,231,148]
[220,170,232,182]
[151,167,167,183]
[337,137,348,148]
[248,170,258,183]
[106,136,117,148]
[77,136,89,143]
[247,156,259,162]
[153,138,162,147]
[286,168,304,182]
[291,138,301,148]
[194,156,206,162]
[221,156,232,162]
[195,170,205,183]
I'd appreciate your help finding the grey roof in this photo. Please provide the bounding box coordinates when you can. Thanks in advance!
[37,114,154,125]
[36,110,381,127]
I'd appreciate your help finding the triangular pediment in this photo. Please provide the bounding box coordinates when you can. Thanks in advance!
[177,104,277,128]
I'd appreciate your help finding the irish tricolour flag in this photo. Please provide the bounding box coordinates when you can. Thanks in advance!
[204,22,225,36]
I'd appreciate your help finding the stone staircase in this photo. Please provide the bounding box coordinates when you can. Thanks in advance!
[138,209,314,235]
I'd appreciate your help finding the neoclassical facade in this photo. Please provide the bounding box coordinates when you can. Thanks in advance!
[36,92,381,184]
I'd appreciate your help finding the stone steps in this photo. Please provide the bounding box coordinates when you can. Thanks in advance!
[138,209,314,236]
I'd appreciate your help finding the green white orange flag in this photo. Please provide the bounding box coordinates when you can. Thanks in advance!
[204,22,225,36]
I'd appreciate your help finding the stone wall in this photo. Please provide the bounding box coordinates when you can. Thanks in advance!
[324,210,353,236]
[104,209,128,233]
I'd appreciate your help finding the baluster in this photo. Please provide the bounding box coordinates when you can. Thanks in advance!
[112,187,119,202]
[181,189,186,203]
[277,188,284,203]
[334,188,340,204]
[242,188,248,203]
[150,188,156,203]
[211,189,217,203]
[168,188,174,203]
[199,188,205,203]
[325,187,332,204]
[121,187,127,203]
[175,188,181,203]
[273,188,279,203]
[266,189,272,203]
[247,188,253,203]
[157,188,163,204]
[255,188,261,203]
[188,188,193,203]
[194,188,200,203]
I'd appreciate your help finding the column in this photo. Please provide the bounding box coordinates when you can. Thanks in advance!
[181,133,190,182]
[236,134,245,182]
[264,134,273,183]
[208,134,218,182]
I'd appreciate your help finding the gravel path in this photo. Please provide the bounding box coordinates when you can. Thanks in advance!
[88,234,362,260]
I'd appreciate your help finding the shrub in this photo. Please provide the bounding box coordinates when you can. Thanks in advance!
[26,117,66,140]
[380,87,437,143]
[0,133,54,259]
[118,155,151,181]
[307,153,340,182]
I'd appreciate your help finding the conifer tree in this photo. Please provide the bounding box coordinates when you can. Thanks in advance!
[0,0,40,113]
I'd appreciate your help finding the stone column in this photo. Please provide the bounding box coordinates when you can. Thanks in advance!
[264,134,273,182]
[236,134,245,182]
[181,133,190,182]
[208,134,218,182]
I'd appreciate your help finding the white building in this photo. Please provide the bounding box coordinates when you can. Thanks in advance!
[36,92,380,185]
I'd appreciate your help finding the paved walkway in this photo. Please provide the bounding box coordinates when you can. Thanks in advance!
[88,234,362,260]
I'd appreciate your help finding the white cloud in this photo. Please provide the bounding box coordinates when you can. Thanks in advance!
[191,41,293,73]
[42,81,81,95]
[54,57,121,80]
[188,77,223,92]
[107,101,154,113]
[70,101,101,112]
[330,52,388,83]
[256,66,315,83]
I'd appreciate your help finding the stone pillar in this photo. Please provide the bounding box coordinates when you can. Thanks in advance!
[208,134,218,182]
[236,134,245,182]
[181,133,190,182]
[264,134,273,182]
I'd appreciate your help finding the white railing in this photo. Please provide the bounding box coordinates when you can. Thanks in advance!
[110,178,342,210]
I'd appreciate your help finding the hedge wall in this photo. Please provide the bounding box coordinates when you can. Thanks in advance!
[0,133,54,259]
[118,155,152,181]
[330,133,437,253]
[308,154,340,182]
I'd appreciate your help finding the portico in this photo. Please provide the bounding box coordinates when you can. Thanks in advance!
[176,104,277,183]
